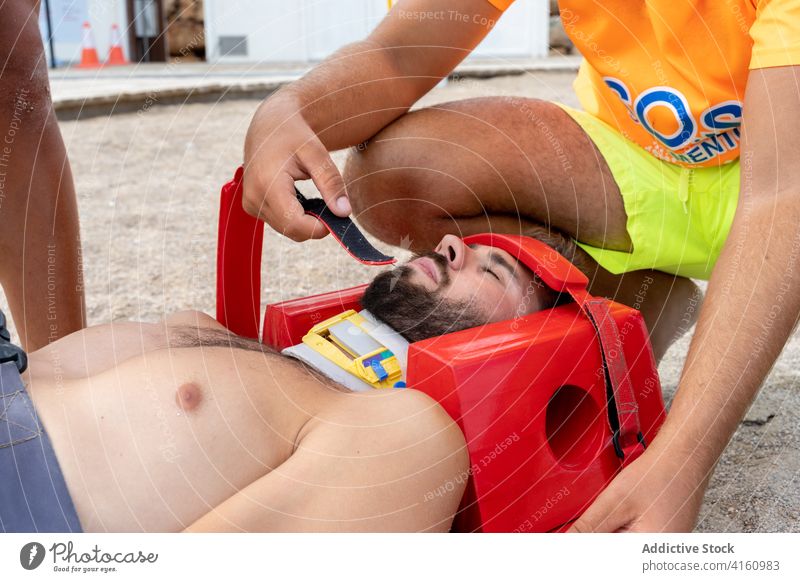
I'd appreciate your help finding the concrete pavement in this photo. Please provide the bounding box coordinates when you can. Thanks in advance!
[49,56,582,118]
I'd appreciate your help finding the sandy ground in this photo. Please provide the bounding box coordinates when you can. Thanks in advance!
[3,71,798,532]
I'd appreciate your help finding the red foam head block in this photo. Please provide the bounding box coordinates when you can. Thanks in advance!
[462,232,590,292]
[216,166,263,339]
[405,297,663,532]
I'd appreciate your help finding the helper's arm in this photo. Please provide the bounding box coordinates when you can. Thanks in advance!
[243,0,503,242]
[570,65,800,532]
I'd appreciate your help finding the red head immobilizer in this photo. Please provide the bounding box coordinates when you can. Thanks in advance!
[216,168,666,532]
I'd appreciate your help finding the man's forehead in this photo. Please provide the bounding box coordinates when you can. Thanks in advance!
[468,243,520,264]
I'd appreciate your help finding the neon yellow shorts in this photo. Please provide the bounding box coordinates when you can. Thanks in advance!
[556,103,740,281]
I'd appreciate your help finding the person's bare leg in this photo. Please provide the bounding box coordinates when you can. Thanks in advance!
[567,242,703,363]
[345,97,633,251]
[344,97,701,360]
[595,272,703,362]
[186,389,470,532]
[0,0,85,351]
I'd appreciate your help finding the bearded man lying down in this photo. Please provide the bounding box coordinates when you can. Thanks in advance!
[1,228,590,533]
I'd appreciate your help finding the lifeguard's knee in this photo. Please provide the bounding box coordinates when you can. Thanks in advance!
[344,142,428,246]
[343,110,461,249]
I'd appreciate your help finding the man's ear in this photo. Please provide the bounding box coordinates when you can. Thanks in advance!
[532,274,567,311]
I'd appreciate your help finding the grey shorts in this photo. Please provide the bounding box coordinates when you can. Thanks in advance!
[0,361,82,532]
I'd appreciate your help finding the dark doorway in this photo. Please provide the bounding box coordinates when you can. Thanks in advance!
[125,0,168,62]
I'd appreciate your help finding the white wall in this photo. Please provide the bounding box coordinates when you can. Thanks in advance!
[205,0,548,63]
[471,0,548,59]
[41,0,130,67]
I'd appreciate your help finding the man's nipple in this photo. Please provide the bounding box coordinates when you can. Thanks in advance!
[175,382,203,412]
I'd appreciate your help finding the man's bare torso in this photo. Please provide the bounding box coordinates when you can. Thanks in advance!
[22,311,340,532]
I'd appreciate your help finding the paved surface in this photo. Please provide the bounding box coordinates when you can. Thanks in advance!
[3,66,798,532]
[49,57,582,117]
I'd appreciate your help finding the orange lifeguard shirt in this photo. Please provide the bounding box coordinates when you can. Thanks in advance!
[487,0,800,167]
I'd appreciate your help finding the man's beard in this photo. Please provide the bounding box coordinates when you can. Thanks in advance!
[361,251,488,343]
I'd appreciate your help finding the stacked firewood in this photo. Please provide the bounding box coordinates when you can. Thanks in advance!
[164,0,205,59]
[549,0,575,55]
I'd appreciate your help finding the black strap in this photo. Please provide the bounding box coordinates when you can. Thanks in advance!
[295,189,396,266]
[565,289,646,467]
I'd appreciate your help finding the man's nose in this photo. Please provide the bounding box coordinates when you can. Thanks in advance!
[435,234,469,271]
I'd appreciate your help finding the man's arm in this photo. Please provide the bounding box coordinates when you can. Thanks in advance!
[243,0,503,241]
[570,64,800,532]
[183,390,468,533]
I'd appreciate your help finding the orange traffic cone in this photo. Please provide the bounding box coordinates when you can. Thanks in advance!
[78,21,101,68]
[106,24,129,66]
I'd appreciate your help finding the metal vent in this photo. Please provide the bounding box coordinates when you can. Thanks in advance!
[218,36,248,57]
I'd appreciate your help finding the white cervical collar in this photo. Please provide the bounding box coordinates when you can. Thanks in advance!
[282,310,410,392]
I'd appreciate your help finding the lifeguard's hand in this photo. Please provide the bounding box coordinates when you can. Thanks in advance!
[243,96,351,242]
[567,444,707,533]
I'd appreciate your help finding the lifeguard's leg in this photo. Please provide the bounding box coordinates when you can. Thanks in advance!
[343,97,701,360]
[0,0,85,351]
[573,245,704,363]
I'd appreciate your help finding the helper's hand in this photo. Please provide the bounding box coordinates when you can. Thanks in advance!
[243,94,351,242]
[567,442,708,533]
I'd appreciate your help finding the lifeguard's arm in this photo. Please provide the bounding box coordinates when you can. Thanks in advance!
[570,65,800,532]
[662,66,800,506]
[243,0,503,241]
